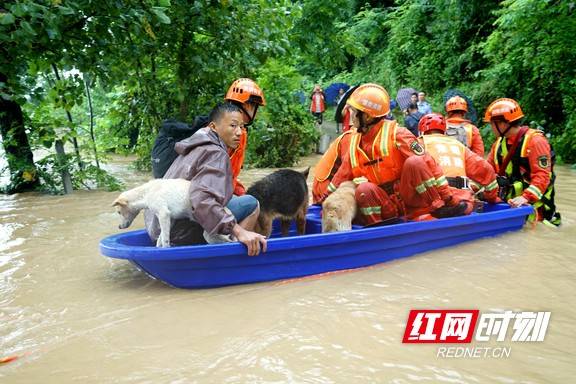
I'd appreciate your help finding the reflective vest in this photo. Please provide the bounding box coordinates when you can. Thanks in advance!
[446,118,474,148]
[493,128,559,224]
[228,128,247,191]
[422,135,466,178]
[314,131,352,183]
[349,120,403,185]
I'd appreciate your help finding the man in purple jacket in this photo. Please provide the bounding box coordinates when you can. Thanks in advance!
[146,102,267,256]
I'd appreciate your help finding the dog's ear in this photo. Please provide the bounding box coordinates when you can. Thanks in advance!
[301,167,310,179]
[112,197,128,207]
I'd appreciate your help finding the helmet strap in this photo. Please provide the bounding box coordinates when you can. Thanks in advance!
[359,114,383,133]
[496,120,512,137]
[234,102,258,128]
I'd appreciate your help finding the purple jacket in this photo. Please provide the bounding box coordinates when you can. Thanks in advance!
[145,127,236,245]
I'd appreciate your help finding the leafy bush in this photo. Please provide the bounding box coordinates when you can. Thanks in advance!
[245,59,319,167]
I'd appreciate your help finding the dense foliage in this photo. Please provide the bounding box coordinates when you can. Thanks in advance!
[1,0,575,193]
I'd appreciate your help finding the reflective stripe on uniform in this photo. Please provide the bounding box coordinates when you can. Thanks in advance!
[353,177,369,185]
[360,206,382,215]
[526,184,543,200]
[435,175,448,187]
[485,179,498,192]
[416,177,437,194]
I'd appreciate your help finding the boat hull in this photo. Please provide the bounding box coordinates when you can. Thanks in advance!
[100,204,533,288]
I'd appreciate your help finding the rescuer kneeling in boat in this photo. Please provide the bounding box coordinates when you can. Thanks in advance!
[418,113,501,209]
[312,128,354,204]
[484,98,561,226]
[325,83,471,225]
[312,85,357,204]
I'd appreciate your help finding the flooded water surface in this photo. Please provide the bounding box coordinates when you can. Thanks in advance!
[1,156,575,383]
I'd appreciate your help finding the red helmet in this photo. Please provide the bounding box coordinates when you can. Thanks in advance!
[225,78,266,106]
[346,83,390,118]
[418,113,446,134]
[484,98,524,123]
[445,96,468,113]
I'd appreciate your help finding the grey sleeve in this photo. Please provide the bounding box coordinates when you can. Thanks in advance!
[188,150,236,235]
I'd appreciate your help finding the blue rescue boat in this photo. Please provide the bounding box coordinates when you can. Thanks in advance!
[100,204,533,289]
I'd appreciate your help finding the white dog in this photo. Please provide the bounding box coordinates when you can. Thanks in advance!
[322,181,357,232]
[112,179,193,248]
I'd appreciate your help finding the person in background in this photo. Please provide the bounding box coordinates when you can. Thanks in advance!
[445,96,484,157]
[310,84,326,124]
[417,91,433,115]
[484,98,561,226]
[386,99,398,121]
[336,88,346,105]
[403,103,423,137]
[404,92,419,115]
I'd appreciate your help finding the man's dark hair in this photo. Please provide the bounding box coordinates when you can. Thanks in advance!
[208,101,243,124]
[411,92,418,98]
[408,102,418,111]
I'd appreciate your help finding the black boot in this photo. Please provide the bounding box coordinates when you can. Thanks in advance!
[431,201,469,219]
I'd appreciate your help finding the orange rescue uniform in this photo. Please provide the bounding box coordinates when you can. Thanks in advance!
[228,128,247,195]
[446,117,485,157]
[329,120,459,224]
[421,134,499,203]
[487,128,556,220]
[312,130,353,203]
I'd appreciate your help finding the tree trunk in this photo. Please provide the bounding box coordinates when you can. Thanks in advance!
[0,76,40,193]
[54,139,73,194]
[51,64,83,170]
[84,75,100,169]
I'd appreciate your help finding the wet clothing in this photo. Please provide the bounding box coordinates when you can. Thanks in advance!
[312,131,353,204]
[446,117,485,157]
[421,134,499,203]
[145,128,239,245]
[152,116,247,195]
[488,127,560,224]
[328,120,458,224]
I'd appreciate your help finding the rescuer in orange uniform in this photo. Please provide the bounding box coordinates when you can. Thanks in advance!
[312,129,354,204]
[225,78,266,195]
[445,96,485,157]
[484,98,561,226]
[325,83,470,225]
[418,113,500,205]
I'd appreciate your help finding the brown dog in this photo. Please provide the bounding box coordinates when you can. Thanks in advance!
[322,181,357,232]
[247,168,309,237]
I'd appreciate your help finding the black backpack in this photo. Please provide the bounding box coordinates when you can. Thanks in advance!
[151,116,209,178]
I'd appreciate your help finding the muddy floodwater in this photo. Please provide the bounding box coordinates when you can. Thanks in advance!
[1,155,575,383]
